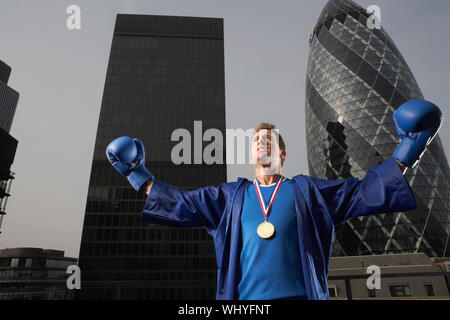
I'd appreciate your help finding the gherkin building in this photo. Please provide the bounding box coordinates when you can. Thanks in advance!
[305,0,450,257]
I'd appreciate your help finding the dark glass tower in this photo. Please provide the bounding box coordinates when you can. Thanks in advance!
[77,14,226,299]
[0,60,19,133]
[305,0,450,257]
[0,60,19,234]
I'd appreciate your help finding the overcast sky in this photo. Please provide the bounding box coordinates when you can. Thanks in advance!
[0,0,449,258]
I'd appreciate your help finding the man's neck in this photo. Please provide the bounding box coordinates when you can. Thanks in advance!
[255,173,281,186]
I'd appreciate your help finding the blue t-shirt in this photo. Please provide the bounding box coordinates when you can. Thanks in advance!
[238,178,306,300]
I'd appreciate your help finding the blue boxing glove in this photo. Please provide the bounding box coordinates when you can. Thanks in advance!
[106,136,154,192]
[393,99,442,168]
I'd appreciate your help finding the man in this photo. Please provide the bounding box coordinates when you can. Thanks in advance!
[106,99,442,300]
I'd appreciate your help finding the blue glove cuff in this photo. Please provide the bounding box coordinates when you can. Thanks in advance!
[393,137,424,168]
[127,165,155,192]
[392,128,435,168]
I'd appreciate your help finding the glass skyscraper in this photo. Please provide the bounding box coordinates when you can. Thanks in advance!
[305,0,450,257]
[0,60,19,133]
[0,59,19,234]
[77,14,226,299]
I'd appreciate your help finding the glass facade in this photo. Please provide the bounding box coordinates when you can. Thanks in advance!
[0,60,19,133]
[76,14,226,299]
[0,60,18,234]
[0,60,12,83]
[305,0,450,257]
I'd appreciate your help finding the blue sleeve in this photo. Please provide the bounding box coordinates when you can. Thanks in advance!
[142,179,234,235]
[309,158,417,228]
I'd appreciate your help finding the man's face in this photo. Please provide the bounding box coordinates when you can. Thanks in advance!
[250,129,285,173]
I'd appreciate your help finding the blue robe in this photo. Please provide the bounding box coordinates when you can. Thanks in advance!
[142,158,417,300]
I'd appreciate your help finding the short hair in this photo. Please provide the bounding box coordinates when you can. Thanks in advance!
[254,122,286,151]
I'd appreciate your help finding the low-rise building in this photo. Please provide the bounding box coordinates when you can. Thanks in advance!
[327,253,450,299]
[0,247,77,300]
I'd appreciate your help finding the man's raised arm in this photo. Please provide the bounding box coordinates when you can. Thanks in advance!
[106,136,232,234]
[304,99,442,228]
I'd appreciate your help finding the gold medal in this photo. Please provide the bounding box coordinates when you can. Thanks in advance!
[257,221,275,239]
[254,176,284,240]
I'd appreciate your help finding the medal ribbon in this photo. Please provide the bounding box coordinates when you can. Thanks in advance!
[254,176,284,219]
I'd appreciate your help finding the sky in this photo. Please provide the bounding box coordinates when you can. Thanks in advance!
[0,0,449,258]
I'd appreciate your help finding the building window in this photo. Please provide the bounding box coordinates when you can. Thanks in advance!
[424,284,435,297]
[25,258,32,267]
[389,285,412,297]
[10,258,19,267]
[444,262,450,272]
[328,285,337,297]
[368,288,376,298]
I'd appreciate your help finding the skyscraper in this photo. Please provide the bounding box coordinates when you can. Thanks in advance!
[77,14,226,299]
[0,129,17,232]
[305,0,450,257]
[0,59,19,234]
[0,60,19,133]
